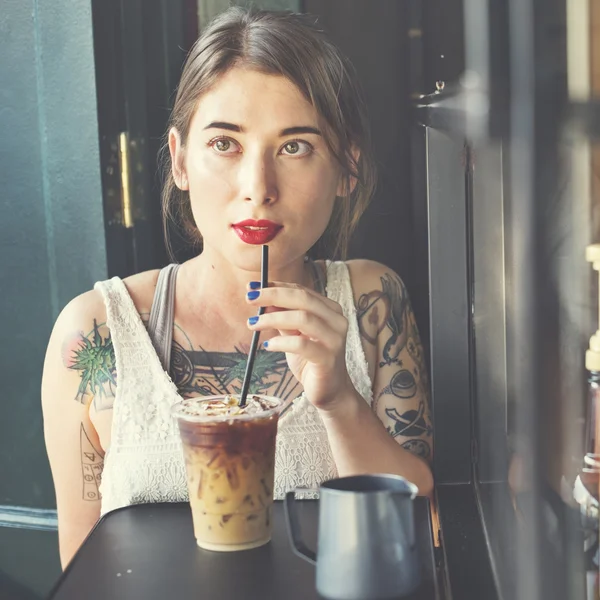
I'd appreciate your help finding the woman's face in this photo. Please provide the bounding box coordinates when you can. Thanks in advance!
[169,67,343,272]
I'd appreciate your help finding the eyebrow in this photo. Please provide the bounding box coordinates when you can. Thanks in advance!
[203,122,322,136]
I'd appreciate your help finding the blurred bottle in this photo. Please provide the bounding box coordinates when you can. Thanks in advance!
[580,368,599,500]
[577,244,600,599]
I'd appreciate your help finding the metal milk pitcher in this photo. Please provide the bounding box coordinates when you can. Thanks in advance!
[285,474,421,600]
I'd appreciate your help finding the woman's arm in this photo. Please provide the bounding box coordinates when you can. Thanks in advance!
[246,260,434,496]
[318,387,433,495]
[317,260,433,496]
[41,291,112,568]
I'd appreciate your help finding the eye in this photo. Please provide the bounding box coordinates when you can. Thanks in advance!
[280,140,313,157]
[208,137,240,155]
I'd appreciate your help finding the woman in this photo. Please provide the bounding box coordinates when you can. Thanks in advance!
[42,7,434,568]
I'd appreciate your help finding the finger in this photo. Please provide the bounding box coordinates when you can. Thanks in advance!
[271,280,344,315]
[251,304,299,336]
[246,280,343,315]
[251,302,348,338]
[246,279,313,292]
[249,311,346,351]
[246,286,345,325]
[263,335,336,366]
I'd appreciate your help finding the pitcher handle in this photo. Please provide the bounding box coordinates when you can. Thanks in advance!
[284,489,317,565]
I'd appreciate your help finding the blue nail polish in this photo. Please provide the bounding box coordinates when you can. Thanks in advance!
[248,316,259,325]
[249,281,261,290]
[247,290,261,301]
[263,340,269,349]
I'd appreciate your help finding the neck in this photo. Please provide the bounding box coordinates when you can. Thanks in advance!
[178,247,315,318]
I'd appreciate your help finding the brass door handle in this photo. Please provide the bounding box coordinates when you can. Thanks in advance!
[102,131,147,228]
[119,131,134,228]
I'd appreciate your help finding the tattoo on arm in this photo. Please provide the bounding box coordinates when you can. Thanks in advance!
[362,271,434,461]
[357,273,409,367]
[376,391,433,460]
[381,369,417,399]
[384,403,432,439]
[63,319,116,411]
[80,424,104,501]
[401,439,432,459]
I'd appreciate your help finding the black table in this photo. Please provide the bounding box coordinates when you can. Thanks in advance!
[48,499,439,600]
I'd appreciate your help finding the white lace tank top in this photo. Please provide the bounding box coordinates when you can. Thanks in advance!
[94,261,373,516]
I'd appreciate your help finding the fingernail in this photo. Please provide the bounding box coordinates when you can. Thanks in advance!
[248,316,259,325]
[247,290,261,301]
[263,340,269,349]
[249,281,261,290]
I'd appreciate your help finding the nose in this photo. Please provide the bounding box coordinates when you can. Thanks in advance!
[239,150,278,206]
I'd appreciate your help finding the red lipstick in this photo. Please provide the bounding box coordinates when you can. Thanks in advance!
[232,219,282,245]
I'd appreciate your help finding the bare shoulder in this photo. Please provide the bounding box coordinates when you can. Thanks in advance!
[345,259,407,300]
[43,268,161,410]
[121,269,161,315]
[344,259,411,313]
[53,288,108,336]
[53,268,161,332]
[43,289,113,412]
[344,259,412,350]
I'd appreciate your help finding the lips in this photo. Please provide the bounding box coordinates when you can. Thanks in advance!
[232,220,283,245]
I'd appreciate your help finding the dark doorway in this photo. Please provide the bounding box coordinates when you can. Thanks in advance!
[91,0,199,277]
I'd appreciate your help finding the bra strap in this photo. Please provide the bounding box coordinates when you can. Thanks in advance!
[308,259,327,296]
[147,263,181,372]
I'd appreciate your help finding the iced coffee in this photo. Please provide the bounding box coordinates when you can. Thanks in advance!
[172,394,284,552]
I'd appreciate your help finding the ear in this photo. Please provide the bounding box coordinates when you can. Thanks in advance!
[336,145,361,197]
[168,127,189,190]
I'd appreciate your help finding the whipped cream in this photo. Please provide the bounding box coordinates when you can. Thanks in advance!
[174,395,280,421]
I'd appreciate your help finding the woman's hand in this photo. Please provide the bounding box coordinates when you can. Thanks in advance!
[246,281,354,411]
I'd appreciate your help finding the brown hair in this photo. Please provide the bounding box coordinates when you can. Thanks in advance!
[160,6,377,260]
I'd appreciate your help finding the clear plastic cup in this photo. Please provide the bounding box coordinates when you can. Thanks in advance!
[171,394,286,552]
